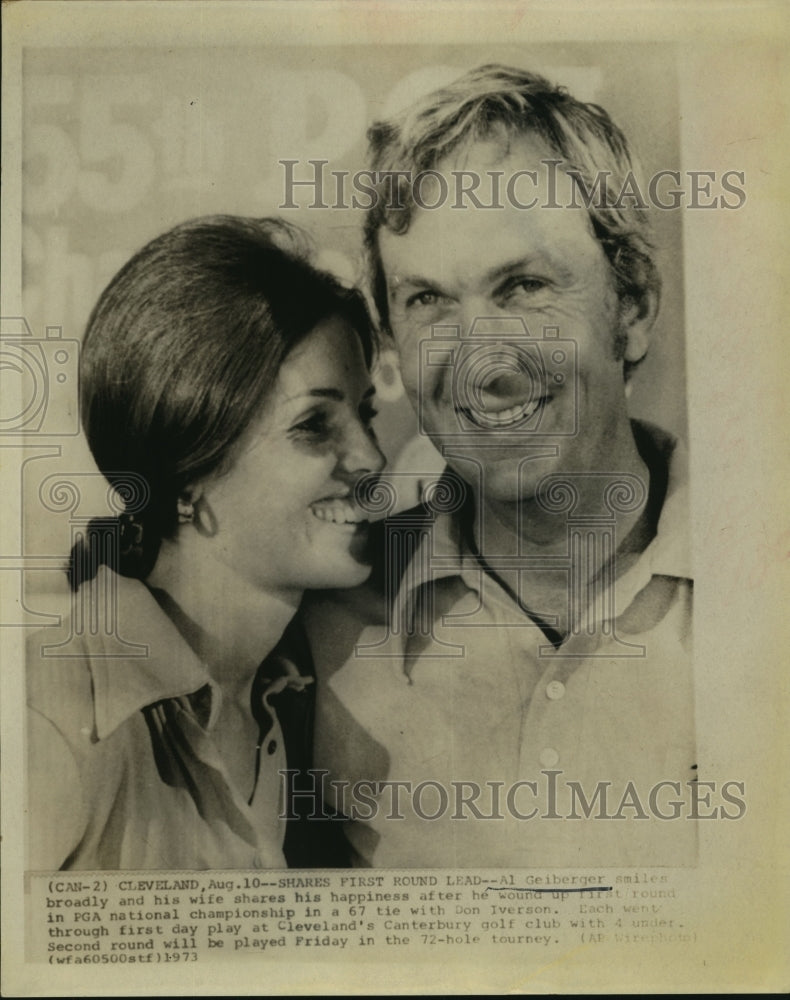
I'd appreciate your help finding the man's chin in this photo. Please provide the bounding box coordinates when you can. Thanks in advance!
[443,454,554,506]
[482,482,541,506]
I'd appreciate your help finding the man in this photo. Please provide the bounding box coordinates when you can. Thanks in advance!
[299,65,695,867]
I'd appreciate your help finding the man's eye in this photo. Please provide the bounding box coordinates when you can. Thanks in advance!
[405,290,441,309]
[502,276,548,298]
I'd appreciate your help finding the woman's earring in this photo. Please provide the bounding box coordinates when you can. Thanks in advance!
[193,497,218,538]
[177,497,195,524]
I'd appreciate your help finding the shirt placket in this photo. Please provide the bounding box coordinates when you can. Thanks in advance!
[517,632,597,782]
[173,684,287,869]
[462,565,600,784]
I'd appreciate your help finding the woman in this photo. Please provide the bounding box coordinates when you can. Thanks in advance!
[27,216,385,870]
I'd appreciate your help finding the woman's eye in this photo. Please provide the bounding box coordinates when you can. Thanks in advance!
[291,411,329,438]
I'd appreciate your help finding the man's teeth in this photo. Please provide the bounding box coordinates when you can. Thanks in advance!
[466,395,545,428]
[310,497,366,524]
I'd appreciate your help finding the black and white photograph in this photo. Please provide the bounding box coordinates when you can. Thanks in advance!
[2,1,788,995]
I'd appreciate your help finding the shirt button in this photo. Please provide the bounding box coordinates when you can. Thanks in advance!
[546,680,565,700]
[539,747,560,767]
[266,739,277,755]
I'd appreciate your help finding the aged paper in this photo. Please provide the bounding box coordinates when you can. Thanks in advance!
[2,0,788,994]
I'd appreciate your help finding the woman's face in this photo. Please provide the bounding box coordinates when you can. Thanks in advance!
[200,316,386,593]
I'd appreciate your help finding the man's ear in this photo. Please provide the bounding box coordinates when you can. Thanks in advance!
[620,288,659,365]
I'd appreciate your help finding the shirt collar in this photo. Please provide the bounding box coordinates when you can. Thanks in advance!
[395,421,691,615]
[638,423,691,580]
[390,494,472,622]
[83,566,220,741]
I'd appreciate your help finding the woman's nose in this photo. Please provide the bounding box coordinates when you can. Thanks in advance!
[339,420,386,476]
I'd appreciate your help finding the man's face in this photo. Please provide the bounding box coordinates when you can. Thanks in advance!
[379,134,647,504]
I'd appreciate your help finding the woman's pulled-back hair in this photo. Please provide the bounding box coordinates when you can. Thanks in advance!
[69,215,375,589]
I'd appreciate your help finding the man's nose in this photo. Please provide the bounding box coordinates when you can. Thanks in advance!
[458,296,500,338]
[458,305,531,340]
[454,312,537,405]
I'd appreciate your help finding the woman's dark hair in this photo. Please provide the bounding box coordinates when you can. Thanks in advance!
[68,215,376,589]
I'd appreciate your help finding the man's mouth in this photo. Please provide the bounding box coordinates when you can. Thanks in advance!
[309,495,368,525]
[458,393,549,430]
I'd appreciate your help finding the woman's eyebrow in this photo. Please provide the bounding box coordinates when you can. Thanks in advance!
[307,388,344,401]
[291,385,376,403]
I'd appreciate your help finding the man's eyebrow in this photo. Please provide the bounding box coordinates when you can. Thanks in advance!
[484,255,552,285]
[388,255,560,299]
[388,273,450,297]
